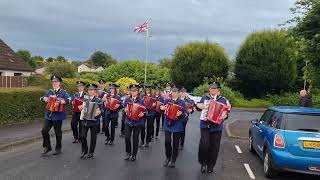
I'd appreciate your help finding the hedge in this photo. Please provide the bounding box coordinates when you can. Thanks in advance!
[0,87,47,126]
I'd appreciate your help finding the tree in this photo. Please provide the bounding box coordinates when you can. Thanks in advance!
[45,61,77,78]
[89,51,116,68]
[46,57,54,63]
[292,1,320,86]
[15,49,36,68]
[171,41,230,90]
[234,30,297,98]
[99,60,171,88]
[159,58,172,69]
[56,56,66,62]
[32,56,44,67]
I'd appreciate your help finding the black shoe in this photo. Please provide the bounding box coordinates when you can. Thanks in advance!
[109,141,113,145]
[124,153,131,160]
[87,153,94,158]
[207,169,213,173]
[163,159,170,167]
[139,142,145,147]
[52,149,61,155]
[201,165,207,173]
[180,145,184,150]
[42,147,52,155]
[155,136,158,139]
[80,152,87,159]
[130,156,136,161]
[169,161,176,168]
[206,165,214,173]
[145,142,149,147]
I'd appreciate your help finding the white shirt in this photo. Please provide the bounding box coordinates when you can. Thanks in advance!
[79,91,84,97]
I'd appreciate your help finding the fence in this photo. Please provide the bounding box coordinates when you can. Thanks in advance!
[0,76,26,88]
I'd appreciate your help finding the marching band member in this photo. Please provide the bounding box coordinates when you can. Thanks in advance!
[103,83,122,145]
[98,79,108,134]
[163,83,171,98]
[114,85,121,128]
[78,84,103,159]
[123,84,146,161]
[160,87,187,168]
[140,84,156,147]
[119,86,131,137]
[196,82,229,173]
[70,81,87,143]
[160,83,172,130]
[178,87,194,150]
[40,75,70,156]
[154,87,164,139]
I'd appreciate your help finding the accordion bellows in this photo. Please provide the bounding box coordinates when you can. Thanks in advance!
[206,100,229,125]
[143,96,157,110]
[73,98,84,112]
[127,102,146,121]
[46,96,64,112]
[80,101,100,121]
[165,102,183,121]
[154,101,164,113]
[105,97,121,111]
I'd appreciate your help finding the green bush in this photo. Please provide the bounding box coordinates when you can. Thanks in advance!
[116,77,138,93]
[268,91,320,107]
[171,41,230,90]
[99,60,171,87]
[0,87,47,125]
[235,30,297,98]
[45,61,77,78]
[193,83,242,104]
[193,83,272,108]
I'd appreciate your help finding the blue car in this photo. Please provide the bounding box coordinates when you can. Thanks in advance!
[249,106,320,178]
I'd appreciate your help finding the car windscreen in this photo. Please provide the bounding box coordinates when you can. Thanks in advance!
[285,113,320,132]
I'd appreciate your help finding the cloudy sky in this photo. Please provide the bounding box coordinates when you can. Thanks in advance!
[0,0,295,62]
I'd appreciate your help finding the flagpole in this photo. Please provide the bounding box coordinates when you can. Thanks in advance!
[144,24,149,84]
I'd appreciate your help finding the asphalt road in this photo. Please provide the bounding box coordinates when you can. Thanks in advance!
[0,111,319,180]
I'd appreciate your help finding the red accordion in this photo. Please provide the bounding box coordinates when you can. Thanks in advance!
[154,101,164,113]
[207,100,229,125]
[73,98,84,112]
[105,97,121,111]
[127,102,146,121]
[165,102,183,121]
[186,103,193,112]
[46,96,64,112]
[143,96,157,110]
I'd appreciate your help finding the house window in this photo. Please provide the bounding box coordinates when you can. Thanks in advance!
[14,73,22,76]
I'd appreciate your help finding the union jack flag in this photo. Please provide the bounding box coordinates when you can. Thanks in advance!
[134,22,148,33]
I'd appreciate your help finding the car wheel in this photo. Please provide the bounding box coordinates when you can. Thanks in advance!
[263,149,278,178]
[249,133,255,153]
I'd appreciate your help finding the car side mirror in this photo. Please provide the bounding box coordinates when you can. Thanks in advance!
[251,119,259,125]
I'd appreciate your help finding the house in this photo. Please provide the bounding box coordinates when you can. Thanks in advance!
[35,67,45,75]
[0,39,34,76]
[78,63,104,73]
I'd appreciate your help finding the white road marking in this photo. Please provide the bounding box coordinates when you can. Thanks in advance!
[244,164,256,179]
[235,145,242,154]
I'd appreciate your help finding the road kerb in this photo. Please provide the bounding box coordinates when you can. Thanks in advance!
[0,129,72,151]
[225,119,248,139]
